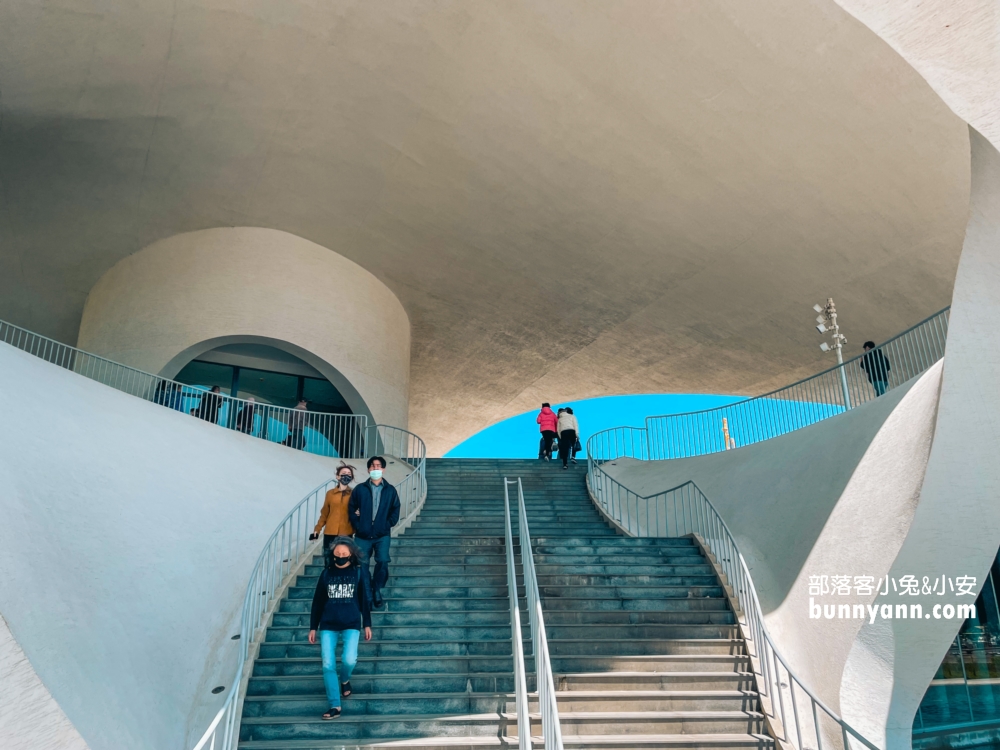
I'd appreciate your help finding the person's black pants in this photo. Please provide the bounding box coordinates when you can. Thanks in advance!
[356,535,391,597]
[559,430,577,467]
[541,430,557,459]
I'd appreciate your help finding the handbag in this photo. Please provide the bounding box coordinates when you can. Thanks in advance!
[574,438,582,453]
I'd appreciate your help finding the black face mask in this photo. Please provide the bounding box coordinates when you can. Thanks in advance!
[339,475,352,485]
[333,555,352,567]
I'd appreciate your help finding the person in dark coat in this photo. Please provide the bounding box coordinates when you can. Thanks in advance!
[194,385,223,424]
[235,397,257,434]
[307,536,372,720]
[860,341,891,396]
[348,456,401,609]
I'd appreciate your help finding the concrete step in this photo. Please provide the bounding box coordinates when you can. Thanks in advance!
[549,654,752,673]
[258,640,515,660]
[547,711,766,737]
[551,690,760,713]
[242,692,515,718]
[246,673,518,696]
[554,672,756,691]
[239,712,508,742]
[252,655,515,677]
[264,625,516,643]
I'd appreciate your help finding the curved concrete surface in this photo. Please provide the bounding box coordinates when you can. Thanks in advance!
[0,342,345,750]
[0,613,90,750]
[605,362,942,744]
[77,227,411,427]
[856,130,1000,750]
[0,0,971,453]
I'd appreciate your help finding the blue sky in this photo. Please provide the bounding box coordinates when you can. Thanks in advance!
[445,393,744,458]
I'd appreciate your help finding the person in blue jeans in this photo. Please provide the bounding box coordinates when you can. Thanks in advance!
[349,456,402,609]
[308,536,372,720]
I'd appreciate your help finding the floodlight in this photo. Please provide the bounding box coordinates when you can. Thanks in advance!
[813,304,824,313]
[816,323,827,333]
[816,315,825,324]
[819,342,830,352]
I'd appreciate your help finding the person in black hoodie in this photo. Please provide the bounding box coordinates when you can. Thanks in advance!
[308,536,372,720]
[348,456,401,610]
[860,341,892,396]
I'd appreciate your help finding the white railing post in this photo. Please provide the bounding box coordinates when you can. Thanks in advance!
[503,479,532,750]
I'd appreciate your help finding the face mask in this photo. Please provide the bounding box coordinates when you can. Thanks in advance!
[333,555,351,567]
[339,475,352,485]
[369,469,383,480]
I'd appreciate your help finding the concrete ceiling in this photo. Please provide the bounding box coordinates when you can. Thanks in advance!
[0,0,970,453]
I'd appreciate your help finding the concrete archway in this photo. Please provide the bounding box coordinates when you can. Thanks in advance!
[77,227,410,428]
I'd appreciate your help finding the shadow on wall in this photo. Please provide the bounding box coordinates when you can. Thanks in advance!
[445,394,743,458]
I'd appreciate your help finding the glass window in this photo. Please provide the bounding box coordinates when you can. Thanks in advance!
[302,377,352,414]
[175,361,234,395]
[236,368,299,409]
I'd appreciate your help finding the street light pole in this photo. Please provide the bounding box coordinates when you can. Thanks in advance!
[814,298,852,410]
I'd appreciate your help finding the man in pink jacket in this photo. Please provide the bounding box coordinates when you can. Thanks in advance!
[537,403,558,461]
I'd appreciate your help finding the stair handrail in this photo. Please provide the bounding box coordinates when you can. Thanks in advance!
[191,427,427,750]
[586,460,880,750]
[587,307,949,463]
[511,477,565,750]
[502,479,532,750]
[0,318,368,459]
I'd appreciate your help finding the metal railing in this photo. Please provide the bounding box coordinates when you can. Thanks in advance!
[192,431,427,750]
[609,307,948,461]
[587,460,878,750]
[503,479,532,750]
[507,477,564,750]
[0,318,368,458]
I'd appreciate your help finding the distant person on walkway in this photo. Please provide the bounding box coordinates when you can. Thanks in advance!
[557,406,580,470]
[308,536,372,720]
[154,380,184,411]
[310,463,357,562]
[349,457,401,610]
[287,399,309,449]
[537,403,558,461]
[860,341,891,397]
[236,397,257,434]
[194,386,223,424]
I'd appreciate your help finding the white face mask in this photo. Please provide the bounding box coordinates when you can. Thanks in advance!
[369,469,383,480]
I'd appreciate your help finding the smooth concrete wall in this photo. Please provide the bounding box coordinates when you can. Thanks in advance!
[0,342,351,750]
[0,613,90,750]
[77,227,411,428]
[855,130,1000,749]
[605,362,942,744]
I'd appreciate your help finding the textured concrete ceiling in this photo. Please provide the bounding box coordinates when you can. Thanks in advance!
[0,0,970,453]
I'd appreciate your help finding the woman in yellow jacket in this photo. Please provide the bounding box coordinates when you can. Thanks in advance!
[310,463,357,560]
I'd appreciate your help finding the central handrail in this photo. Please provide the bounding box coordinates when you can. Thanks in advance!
[503,479,531,750]
[586,461,879,750]
[191,428,427,750]
[509,477,564,750]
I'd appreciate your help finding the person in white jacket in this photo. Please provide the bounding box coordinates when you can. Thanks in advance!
[556,407,580,469]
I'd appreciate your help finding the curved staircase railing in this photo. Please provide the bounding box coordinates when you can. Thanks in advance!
[588,307,948,462]
[192,425,426,750]
[0,319,368,458]
[586,462,879,750]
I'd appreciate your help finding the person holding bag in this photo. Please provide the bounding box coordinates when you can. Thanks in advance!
[557,406,580,470]
[310,463,357,563]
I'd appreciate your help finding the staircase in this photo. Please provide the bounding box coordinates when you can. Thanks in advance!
[237,458,773,749]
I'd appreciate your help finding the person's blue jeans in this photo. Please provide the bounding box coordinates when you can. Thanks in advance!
[873,380,888,397]
[319,629,360,709]
[355,535,391,595]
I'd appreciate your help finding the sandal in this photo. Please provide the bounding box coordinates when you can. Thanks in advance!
[341,681,352,698]
[321,708,342,720]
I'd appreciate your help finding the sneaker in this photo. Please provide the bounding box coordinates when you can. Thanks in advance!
[571,458,577,464]
[562,465,568,470]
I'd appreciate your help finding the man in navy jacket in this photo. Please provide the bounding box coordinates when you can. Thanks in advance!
[348,456,401,608]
